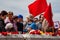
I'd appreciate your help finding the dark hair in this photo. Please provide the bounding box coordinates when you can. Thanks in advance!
[12,16,18,20]
[0,13,1,16]
[1,10,8,16]
[39,14,43,18]
[8,11,13,15]
[34,18,38,20]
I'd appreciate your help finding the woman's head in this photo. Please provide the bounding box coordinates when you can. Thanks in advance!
[39,14,44,22]
[8,11,13,19]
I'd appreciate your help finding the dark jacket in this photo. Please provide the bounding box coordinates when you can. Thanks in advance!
[16,22,23,33]
[0,18,6,32]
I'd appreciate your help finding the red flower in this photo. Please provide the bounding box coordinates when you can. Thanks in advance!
[35,30,41,35]
[2,32,7,36]
[30,30,41,35]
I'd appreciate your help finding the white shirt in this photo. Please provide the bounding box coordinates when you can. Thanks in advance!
[4,17,11,23]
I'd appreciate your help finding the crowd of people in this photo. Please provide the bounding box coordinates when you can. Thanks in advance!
[0,10,60,36]
[0,10,23,33]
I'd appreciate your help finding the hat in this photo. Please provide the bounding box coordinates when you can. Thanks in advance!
[5,23,13,29]
[18,15,23,19]
[26,14,34,20]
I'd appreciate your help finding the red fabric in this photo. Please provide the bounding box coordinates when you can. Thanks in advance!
[11,32,19,34]
[44,3,54,27]
[28,0,47,17]
[30,30,41,35]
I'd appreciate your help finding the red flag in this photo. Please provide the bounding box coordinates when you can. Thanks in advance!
[28,0,48,17]
[44,3,54,27]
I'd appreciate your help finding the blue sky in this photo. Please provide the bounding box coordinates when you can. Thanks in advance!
[0,0,60,21]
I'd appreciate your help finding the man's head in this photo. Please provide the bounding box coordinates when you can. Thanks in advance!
[1,10,8,20]
[18,15,23,22]
[12,16,18,22]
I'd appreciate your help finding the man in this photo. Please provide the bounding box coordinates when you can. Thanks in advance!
[18,15,23,23]
[12,16,18,32]
[5,11,13,24]
[25,14,34,30]
[0,10,8,32]
[16,15,23,34]
[26,14,38,30]
[35,15,43,30]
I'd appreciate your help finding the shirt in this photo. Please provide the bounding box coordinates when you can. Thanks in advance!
[0,18,6,32]
[30,22,38,30]
[4,17,11,23]
[36,22,42,29]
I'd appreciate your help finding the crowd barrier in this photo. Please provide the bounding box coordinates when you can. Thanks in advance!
[0,34,60,40]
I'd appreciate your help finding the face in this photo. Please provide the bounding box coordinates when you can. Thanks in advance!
[33,18,38,22]
[26,17,30,22]
[13,17,18,23]
[39,14,44,22]
[18,18,23,22]
[40,15,44,20]
[8,14,13,19]
[3,15,7,20]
